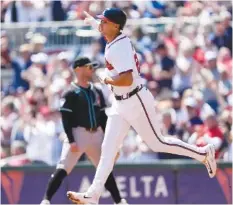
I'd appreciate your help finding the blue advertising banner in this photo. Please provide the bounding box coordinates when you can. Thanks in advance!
[1,163,232,204]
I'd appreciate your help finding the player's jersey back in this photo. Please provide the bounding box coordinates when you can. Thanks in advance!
[104,33,144,95]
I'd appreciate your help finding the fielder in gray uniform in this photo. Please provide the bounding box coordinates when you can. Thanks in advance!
[40,57,127,205]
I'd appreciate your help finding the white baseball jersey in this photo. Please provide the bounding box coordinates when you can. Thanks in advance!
[104,33,144,95]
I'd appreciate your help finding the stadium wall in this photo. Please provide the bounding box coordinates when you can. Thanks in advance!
[1,160,232,204]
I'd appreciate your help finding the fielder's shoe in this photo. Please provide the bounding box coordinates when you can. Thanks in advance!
[116,199,129,204]
[67,191,98,204]
[40,199,50,205]
[203,144,217,178]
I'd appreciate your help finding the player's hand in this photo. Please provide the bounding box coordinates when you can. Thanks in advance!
[84,11,93,19]
[96,70,109,84]
[83,11,94,25]
[83,11,99,30]
[70,143,79,152]
[104,77,112,85]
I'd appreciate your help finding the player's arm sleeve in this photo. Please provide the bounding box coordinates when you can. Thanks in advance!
[109,40,134,74]
[59,92,75,143]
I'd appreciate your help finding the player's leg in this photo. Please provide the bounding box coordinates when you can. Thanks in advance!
[85,127,125,204]
[131,88,216,177]
[41,139,83,204]
[67,114,130,204]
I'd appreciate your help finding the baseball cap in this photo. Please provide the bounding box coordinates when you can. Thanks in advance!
[31,52,48,64]
[172,91,181,99]
[73,57,99,69]
[19,44,31,53]
[97,8,127,29]
[205,51,217,61]
[184,97,197,108]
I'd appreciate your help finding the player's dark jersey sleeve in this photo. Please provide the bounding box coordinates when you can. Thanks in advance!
[60,91,75,143]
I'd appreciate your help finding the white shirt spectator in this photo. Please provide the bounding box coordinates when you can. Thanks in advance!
[24,119,57,165]
[0,112,18,146]
[5,1,39,22]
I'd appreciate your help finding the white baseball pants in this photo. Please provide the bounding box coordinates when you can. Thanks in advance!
[88,87,207,200]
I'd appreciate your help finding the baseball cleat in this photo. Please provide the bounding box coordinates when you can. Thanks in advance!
[40,199,50,205]
[203,144,217,178]
[67,191,97,204]
[116,199,129,204]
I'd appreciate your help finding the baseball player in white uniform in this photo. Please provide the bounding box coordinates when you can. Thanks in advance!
[67,8,217,204]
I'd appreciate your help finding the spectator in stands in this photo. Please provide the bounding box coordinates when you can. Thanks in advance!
[113,1,140,19]
[173,39,199,94]
[131,27,152,54]
[8,140,30,166]
[220,11,232,52]
[57,52,73,71]
[0,96,18,158]
[155,42,175,94]
[162,24,178,58]
[23,106,59,165]
[218,68,232,100]
[217,47,232,77]
[188,113,223,159]
[210,18,232,53]
[4,1,38,22]
[10,107,31,144]
[170,92,187,128]
[184,97,203,126]
[51,0,66,21]
[1,33,11,69]
[161,110,177,136]
[220,11,232,32]
[117,131,139,163]
[11,140,26,156]
[144,0,166,18]
[183,97,203,139]
[199,51,220,112]
[12,44,32,91]
[49,109,63,164]
[194,90,215,120]
[21,52,48,87]
[30,33,47,54]
[81,39,105,66]
[27,86,48,112]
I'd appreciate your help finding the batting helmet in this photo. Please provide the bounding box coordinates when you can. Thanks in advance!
[97,8,127,30]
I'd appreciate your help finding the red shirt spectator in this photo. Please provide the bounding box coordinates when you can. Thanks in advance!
[188,114,224,158]
[193,47,205,65]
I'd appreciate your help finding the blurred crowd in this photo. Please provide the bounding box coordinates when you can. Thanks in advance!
[1,1,232,22]
[0,1,232,166]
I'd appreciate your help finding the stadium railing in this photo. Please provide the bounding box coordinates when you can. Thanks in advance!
[1,17,198,50]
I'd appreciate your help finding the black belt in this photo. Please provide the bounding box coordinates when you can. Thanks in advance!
[115,85,143,101]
